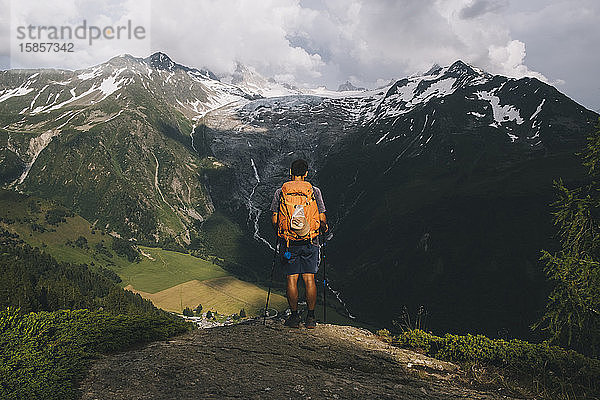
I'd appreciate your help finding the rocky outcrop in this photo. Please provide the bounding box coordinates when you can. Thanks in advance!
[79,320,519,399]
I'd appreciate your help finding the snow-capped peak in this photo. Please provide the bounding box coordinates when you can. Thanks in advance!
[218,62,300,98]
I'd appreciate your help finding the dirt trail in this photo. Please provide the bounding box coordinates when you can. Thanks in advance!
[79,320,520,399]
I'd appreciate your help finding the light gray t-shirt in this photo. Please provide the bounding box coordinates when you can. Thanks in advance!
[270,184,326,213]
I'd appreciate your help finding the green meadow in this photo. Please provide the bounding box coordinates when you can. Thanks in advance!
[115,246,228,293]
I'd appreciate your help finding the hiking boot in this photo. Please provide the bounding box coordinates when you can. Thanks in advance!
[284,312,301,328]
[304,315,316,329]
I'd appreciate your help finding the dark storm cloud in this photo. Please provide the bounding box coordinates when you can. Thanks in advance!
[1,0,598,111]
[459,0,508,19]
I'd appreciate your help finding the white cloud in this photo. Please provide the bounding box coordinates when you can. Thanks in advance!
[7,0,151,70]
[488,40,547,82]
[0,0,570,85]
[0,0,11,59]
[150,0,325,83]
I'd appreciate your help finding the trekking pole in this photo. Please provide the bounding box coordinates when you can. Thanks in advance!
[263,237,279,325]
[264,209,281,326]
[322,237,326,324]
[320,230,333,324]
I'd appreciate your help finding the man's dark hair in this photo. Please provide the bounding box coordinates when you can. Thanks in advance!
[290,159,308,177]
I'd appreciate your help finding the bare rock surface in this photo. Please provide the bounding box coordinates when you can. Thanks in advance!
[79,320,520,399]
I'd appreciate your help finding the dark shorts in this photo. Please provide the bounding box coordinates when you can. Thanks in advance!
[280,243,320,275]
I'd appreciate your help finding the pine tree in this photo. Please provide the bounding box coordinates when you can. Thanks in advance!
[535,119,600,357]
[194,304,203,316]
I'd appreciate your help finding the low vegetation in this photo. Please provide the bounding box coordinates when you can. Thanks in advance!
[377,328,600,399]
[44,207,74,226]
[0,308,190,400]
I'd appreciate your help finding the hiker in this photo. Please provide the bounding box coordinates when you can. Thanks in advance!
[271,159,328,329]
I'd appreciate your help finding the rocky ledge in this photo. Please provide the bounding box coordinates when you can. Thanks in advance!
[79,320,519,399]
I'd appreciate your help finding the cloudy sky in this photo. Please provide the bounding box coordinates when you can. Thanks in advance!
[1,0,598,111]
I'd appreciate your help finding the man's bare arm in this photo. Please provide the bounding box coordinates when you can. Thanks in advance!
[319,212,328,232]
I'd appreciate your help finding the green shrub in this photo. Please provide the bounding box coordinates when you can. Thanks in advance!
[0,307,191,400]
[94,240,113,258]
[44,207,73,225]
[194,304,203,316]
[111,237,140,262]
[0,238,115,312]
[390,329,600,398]
[73,236,89,249]
[375,328,392,343]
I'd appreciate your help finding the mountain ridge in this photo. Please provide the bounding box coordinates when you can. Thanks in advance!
[1,52,598,336]
[0,52,509,245]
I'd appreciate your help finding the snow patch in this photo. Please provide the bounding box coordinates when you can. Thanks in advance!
[250,158,260,183]
[28,84,49,111]
[376,132,389,145]
[530,99,546,120]
[370,77,460,124]
[139,248,156,261]
[0,84,35,103]
[33,70,129,114]
[475,90,524,128]
[189,123,198,153]
[468,111,485,118]
[99,76,120,96]
[99,67,128,97]
[77,66,103,80]
[185,207,203,221]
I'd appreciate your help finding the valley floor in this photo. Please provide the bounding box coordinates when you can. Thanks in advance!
[79,320,520,399]
[125,276,288,316]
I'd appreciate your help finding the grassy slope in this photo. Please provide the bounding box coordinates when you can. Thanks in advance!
[114,246,228,293]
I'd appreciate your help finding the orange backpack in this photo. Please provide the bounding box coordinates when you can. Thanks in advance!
[277,180,321,245]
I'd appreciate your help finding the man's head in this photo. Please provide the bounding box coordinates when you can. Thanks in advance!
[290,159,308,178]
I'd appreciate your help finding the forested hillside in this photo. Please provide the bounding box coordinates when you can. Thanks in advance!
[0,229,191,400]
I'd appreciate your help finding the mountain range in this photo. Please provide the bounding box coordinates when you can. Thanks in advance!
[1,52,597,338]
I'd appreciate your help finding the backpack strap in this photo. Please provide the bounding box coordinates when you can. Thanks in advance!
[276,188,289,248]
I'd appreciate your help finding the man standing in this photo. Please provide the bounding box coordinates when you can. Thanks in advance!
[271,159,327,328]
